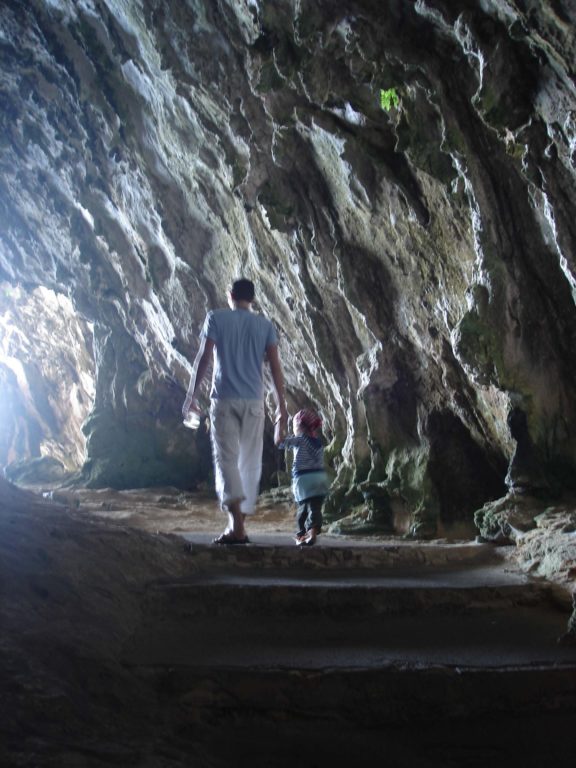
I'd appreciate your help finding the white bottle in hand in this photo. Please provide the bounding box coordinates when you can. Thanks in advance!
[183,410,201,430]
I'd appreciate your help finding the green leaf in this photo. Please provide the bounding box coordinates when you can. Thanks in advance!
[380,87,399,111]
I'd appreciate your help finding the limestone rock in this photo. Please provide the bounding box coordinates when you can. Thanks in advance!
[0,0,575,533]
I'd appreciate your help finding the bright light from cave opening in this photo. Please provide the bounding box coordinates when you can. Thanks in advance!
[0,282,96,480]
[0,282,28,378]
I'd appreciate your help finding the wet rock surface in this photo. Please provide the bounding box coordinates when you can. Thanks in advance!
[0,0,575,537]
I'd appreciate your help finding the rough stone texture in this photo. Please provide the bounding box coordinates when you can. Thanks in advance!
[0,1,575,535]
[0,477,201,766]
[476,493,576,580]
[475,491,576,637]
[1,477,575,766]
[0,284,94,477]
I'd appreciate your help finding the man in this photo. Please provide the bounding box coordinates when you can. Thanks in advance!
[182,278,288,544]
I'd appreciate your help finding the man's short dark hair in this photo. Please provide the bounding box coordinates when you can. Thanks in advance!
[231,278,255,302]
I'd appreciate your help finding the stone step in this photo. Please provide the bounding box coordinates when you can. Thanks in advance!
[144,564,555,620]
[150,698,576,768]
[123,537,576,750]
[125,605,576,755]
[128,602,575,671]
[126,611,576,735]
[132,657,576,725]
[180,534,504,571]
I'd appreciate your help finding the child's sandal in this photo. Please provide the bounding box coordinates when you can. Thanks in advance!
[303,528,318,546]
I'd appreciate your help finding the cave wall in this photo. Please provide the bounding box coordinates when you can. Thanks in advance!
[0,0,575,534]
[0,283,94,480]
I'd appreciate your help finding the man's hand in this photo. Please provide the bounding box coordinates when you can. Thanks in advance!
[182,337,215,418]
[266,343,288,445]
[274,409,288,446]
[182,395,201,418]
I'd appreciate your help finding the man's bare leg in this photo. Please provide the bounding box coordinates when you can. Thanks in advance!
[213,500,249,544]
[226,500,247,540]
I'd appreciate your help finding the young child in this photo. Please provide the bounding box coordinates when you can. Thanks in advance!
[280,408,330,546]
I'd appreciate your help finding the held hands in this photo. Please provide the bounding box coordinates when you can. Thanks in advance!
[182,395,201,418]
[274,407,289,446]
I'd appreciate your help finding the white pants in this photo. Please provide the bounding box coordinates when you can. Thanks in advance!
[210,399,265,515]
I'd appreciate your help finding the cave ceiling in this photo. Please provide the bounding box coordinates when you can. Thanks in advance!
[1,0,575,534]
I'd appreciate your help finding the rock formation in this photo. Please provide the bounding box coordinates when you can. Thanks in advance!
[0,284,94,480]
[1,0,576,536]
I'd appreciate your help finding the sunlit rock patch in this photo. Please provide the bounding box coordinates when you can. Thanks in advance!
[0,283,94,479]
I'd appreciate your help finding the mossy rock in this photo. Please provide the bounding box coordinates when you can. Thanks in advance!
[328,505,390,536]
[322,484,363,523]
[474,494,539,542]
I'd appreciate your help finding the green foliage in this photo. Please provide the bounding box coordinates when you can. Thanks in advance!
[380,87,399,111]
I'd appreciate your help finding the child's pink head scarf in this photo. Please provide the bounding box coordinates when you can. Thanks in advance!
[294,408,322,437]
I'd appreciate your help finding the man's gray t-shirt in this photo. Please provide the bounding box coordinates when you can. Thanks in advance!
[202,308,278,399]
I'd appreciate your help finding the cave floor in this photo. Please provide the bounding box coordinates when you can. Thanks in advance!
[46,483,481,542]
[4,483,576,767]
[22,483,576,670]
[44,484,297,537]
[121,494,576,768]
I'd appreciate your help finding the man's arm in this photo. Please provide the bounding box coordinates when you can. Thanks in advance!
[182,337,215,416]
[266,343,288,444]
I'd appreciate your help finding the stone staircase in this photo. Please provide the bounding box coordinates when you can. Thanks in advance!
[124,535,576,767]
